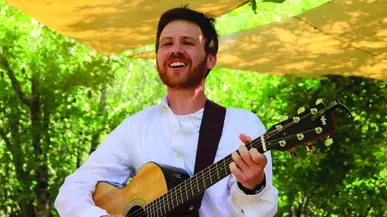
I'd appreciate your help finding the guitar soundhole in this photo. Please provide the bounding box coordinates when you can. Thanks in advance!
[126,205,147,217]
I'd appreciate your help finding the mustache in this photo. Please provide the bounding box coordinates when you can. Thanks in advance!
[166,52,191,64]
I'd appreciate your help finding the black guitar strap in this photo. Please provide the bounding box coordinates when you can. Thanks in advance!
[191,99,226,212]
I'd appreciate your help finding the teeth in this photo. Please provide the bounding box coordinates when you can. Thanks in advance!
[169,62,186,67]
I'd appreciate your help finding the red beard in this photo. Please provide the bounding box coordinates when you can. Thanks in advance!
[157,53,208,89]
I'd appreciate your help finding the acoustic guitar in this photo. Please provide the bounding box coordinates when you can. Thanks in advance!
[92,100,351,217]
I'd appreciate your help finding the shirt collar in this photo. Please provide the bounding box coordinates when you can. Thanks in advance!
[157,95,204,128]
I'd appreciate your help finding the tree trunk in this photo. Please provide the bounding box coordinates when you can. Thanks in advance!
[89,82,107,155]
[4,49,48,217]
[3,120,38,217]
[296,196,308,217]
[30,72,50,217]
[18,199,37,217]
[34,164,49,217]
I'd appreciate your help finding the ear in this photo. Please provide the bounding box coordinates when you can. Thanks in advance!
[206,53,217,70]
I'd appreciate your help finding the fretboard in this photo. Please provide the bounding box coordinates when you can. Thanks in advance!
[145,135,266,216]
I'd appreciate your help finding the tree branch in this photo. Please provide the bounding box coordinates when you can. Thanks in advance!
[30,71,42,154]
[0,128,12,150]
[1,57,32,107]
[89,82,108,155]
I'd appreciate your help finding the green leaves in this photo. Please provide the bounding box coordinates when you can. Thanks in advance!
[250,0,257,14]
[0,0,386,216]
[249,0,288,14]
[262,0,286,3]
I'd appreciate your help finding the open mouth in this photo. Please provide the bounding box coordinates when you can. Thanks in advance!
[168,61,187,69]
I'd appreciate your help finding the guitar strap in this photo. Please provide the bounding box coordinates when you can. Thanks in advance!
[191,99,226,212]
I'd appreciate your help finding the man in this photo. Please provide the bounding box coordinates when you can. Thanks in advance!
[55,6,278,217]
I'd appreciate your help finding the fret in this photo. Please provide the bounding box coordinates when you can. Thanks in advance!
[165,194,171,211]
[150,203,154,217]
[196,174,200,193]
[190,178,194,198]
[170,192,175,211]
[179,184,183,205]
[145,204,150,217]
[162,196,167,216]
[216,163,220,180]
[223,158,227,176]
[209,167,213,185]
[154,198,163,217]
[202,170,206,190]
[152,199,156,216]
[185,182,189,200]
[175,186,179,207]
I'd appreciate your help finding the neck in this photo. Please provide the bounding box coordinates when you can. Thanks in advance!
[166,84,206,115]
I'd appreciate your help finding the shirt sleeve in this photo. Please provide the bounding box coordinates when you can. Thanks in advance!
[227,113,279,217]
[54,117,134,217]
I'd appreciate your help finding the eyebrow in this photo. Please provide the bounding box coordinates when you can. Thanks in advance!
[160,36,199,41]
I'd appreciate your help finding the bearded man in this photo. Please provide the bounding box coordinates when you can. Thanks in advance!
[55,6,278,217]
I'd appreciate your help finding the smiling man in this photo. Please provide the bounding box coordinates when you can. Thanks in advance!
[55,6,278,217]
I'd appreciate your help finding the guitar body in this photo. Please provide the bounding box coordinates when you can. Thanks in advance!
[93,162,192,217]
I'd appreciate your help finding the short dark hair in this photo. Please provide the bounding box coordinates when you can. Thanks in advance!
[155,6,219,55]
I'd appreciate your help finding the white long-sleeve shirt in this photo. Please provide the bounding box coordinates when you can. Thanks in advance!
[55,97,278,217]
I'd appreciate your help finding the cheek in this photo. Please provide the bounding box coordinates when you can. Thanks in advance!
[186,50,201,64]
[156,53,166,67]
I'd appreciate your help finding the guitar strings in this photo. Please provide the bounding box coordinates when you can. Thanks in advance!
[128,112,317,217]
[128,112,313,217]
[143,113,313,216]
[127,130,277,217]
[145,130,314,217]
[135,130,280,217]
[129,114,312,217]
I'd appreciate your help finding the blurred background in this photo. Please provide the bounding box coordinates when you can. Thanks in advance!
[0,0,386,216]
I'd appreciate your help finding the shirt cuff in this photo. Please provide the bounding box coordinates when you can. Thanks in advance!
[79,205,109,217]
[230,184,278,217]
[231,181,276,204]
[237,174,266,195]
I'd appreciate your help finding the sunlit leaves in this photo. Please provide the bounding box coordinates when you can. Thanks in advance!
[0,0,386,216]
[216,0,330,35]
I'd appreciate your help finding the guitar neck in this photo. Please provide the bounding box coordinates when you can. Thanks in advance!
[146,136,266,216]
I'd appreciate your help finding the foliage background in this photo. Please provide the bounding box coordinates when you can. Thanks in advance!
[0,0,386,216]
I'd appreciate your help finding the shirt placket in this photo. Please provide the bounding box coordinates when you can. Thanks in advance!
[166,110,185,169]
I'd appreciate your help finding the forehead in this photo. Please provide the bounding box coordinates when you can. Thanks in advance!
[160,20,203,40]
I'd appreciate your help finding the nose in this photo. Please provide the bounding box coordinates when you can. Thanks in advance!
[170,43,183,55]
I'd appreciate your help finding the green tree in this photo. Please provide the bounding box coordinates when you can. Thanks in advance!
[1,0,386,217]
[0,2,117,216]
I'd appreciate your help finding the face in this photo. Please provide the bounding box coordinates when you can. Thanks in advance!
[156,20,216,89]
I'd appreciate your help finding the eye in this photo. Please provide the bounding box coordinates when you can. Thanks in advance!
[183,41,194,45]
[162,42,172,47]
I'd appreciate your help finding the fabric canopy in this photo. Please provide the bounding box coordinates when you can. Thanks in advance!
[5,0,387,81]
[132,0,387,81]
[5,0,248,55]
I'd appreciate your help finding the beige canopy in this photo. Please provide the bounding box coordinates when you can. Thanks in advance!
[5,0,387,81]
[4,0,248,55]
[132,0,387,81]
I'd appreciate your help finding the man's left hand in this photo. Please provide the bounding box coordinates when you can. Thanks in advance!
[229,133,267,190]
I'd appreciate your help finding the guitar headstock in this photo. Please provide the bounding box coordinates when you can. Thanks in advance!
[264,99,351,153]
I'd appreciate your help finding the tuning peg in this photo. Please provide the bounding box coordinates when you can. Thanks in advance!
[297,107,305,114]
[297,133,304,140]
[316,98,323,105]
[306,142,315,152]
[281,115,288,121]
[325,137,334,147]
[310,108,318,115]
[289,151,297,158]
